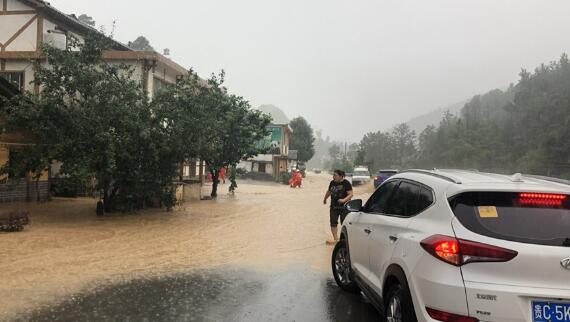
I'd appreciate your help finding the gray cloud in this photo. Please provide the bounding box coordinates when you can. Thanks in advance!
[54,0,570,141]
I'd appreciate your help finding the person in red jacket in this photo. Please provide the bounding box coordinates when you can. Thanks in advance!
[289,169,302,188]
[219,166,226,184]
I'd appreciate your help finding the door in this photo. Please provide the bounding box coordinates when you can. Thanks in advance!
[347,180,398,280]
[367,181,428,296]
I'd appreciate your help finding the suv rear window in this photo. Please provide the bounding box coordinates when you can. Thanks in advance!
[450,192,570,247]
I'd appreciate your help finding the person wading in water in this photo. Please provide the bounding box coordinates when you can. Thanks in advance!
[323,169,353,244]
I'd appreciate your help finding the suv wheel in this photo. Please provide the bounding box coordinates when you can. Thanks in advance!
[384,283,417,322]
[331,239,359,293]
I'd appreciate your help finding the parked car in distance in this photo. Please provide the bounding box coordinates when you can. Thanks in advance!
[351,167,370,186]
[312,168,322,174]
[373,169,399,189]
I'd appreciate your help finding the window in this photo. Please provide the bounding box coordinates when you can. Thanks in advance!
[153,77,169,95]
[364,180,398,213]
[0,71,24,91]
[450,191,570,247]
[385,181,421,217]
[418,186,434,212]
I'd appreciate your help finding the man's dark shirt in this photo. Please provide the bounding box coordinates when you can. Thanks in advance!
[329,179,353,209]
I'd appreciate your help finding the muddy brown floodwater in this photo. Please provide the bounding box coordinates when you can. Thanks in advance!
[0,173,373,321]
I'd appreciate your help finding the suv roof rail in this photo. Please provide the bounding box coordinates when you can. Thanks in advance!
[522,174,570,186]
[401,169,462,184]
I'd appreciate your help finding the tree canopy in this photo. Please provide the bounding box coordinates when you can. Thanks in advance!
[77,14,96,27]
[357,54,570,179]
[289,116,315,162]
[128,36,154,51]
[0,32,270,210]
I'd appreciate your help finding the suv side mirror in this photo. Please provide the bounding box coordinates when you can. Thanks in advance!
[345,199,362,212]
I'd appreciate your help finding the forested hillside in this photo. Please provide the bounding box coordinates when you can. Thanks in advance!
[357,54,570,178]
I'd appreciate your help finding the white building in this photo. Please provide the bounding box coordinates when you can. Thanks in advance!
[239,123,293,181]
[0,0,204,202]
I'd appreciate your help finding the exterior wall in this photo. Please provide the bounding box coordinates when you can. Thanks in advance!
[2,14,37,51]
[251,154,273,162]
[43,19,69,50]
[282,126,290,156]
[154,60,179,84]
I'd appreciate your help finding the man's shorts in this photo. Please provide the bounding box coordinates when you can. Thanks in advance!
[330,207,349,227]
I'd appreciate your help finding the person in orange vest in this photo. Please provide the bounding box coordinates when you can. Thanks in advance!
[289,169,302,188]
[219,166,226,184]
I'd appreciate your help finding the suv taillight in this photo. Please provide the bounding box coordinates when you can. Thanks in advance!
[426,307,479,322]
[420,235,518,266]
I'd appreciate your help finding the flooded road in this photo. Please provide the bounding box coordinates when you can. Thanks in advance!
[0,173,378,321]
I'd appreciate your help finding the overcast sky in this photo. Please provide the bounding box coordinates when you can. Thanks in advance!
[52,0,570,141]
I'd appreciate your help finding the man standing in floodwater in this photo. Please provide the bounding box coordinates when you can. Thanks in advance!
[323,169,353,244]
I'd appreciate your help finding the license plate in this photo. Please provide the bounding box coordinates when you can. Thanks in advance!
[532,300,570,322]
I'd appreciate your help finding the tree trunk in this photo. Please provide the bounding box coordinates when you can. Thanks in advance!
[103,187,111,213]
[35,176,40,202]
[103,186,118,213]
[210,169,219,198]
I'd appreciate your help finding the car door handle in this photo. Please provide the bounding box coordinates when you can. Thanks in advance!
[364,228,372,234]
[389,235,398,242]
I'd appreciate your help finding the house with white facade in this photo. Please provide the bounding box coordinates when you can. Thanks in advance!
[239,123,293,181]
[0,0,204,202]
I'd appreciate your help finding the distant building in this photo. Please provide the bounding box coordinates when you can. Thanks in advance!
[239,123,293,181]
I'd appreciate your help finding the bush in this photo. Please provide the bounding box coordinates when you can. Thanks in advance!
[50,177,87,197]
[279,172,290,185]
[235,168,248,178]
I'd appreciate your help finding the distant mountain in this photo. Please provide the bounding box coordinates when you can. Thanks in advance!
[257,104,289,125]
[405,100,465,135]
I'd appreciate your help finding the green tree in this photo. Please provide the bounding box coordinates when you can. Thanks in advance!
[328,144,341,161]
[1,33,177,211]
[289,116,315,162]
[196,72,271,198]
[128,36,154,51]
[358,131,395,171]
[391,123,416,167]
[77,14,96,27]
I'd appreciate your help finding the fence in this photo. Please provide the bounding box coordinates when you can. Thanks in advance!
[0,179,49,203]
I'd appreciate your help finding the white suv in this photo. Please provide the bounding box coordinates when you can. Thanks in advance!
[332,169,570,322]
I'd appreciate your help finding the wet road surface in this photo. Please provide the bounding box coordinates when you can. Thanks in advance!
[18,267,380,322]
[1,174,379,321]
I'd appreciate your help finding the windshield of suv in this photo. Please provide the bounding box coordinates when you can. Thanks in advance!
[450,191,570,246]
[354,171,370,176]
